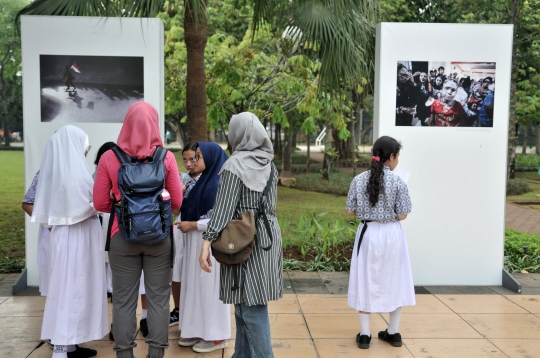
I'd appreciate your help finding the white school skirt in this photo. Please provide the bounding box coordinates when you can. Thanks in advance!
[37,225,50,296]
[41,215,108,345]
[348,221,416,312]
[179,229,230,340]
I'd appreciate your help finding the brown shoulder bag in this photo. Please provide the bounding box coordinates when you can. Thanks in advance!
[211,165,274,266]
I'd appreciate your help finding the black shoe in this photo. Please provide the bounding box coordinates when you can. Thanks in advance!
[378,329,402,347]
[109,323,114,341]
[67,345,97,358]
[140,318,149,337]
[356,333,371,349]
[169,309,179,326]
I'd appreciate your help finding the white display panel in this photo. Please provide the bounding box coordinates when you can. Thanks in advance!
[374,23,513,285]
[21,16,164,286]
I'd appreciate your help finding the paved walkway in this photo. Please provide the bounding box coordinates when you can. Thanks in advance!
[2,272,540,358]
[506,202,540,236]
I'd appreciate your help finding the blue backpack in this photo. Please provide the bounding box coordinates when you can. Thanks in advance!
[105,146,173,251]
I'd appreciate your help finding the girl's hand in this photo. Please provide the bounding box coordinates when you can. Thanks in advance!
[177,221,197,233]
[199,240,213,273]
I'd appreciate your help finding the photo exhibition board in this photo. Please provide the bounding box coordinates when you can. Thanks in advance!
[21,16,164,286]
[374,23,513,285]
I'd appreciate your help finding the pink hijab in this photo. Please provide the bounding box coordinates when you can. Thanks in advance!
[117,102,163,158]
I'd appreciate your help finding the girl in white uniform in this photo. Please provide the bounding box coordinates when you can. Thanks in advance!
[177,142,231,353]
[32,125,108,358]
[346,135,415,350]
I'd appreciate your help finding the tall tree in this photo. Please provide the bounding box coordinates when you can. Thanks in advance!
[1,0,26,146]
[18,0,380,143]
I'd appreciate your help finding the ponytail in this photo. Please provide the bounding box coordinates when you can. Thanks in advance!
[367,136,401,207]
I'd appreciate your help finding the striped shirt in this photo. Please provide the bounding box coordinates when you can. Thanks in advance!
[203,164,283,305]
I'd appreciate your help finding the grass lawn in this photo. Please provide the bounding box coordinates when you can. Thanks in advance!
[515,171,540,181]
[507,182,540,201]
[0,151,26,272]
[0,150,348,272]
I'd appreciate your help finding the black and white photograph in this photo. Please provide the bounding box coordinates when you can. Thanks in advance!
[396,61,496,127]
[40,55,144,122]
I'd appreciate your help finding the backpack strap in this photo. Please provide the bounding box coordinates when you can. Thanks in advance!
[111,147,131,164]
[153,146,168,162]
[105,195,116,251]
[255,164,275,251]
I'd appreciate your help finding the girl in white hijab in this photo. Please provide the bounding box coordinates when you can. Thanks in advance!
[32,125,108,358]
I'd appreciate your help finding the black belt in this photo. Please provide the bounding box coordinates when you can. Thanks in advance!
[356,220,372,256]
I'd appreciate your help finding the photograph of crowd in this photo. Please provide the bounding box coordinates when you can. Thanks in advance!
[395,61,495,127]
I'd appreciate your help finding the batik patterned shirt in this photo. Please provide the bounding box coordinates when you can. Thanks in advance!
[346,167,412,223]
[23,171,40,204]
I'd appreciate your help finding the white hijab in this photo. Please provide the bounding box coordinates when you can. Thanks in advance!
[32,125,96,226]
[220,112,274,192]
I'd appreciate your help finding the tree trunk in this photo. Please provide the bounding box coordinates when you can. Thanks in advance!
[166,115,186,149]
[322,126,333,180]
[184,0,208,142]
[535,125,540,155]
[1,100,9,147]
[306,133,311,174]
[273,123,282,159]
[508,0,518,179]
[282,131,293,178]
[522,126,528,155]
[351,112,357,177]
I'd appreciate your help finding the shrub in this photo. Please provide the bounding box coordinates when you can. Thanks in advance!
[504,228,540,273]
[294,172,354,196]
[281,212,358,271]
[516,154,540,168]
[506,178,531,196]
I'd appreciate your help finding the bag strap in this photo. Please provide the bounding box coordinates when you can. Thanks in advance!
[112,146,167,164]
[255,164,275,251]
[112,147,131,164]
[105,196,116,251]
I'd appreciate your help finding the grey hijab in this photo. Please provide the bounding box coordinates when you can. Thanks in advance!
[220,112,274,192]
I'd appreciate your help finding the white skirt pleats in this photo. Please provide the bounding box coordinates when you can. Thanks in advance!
[41,215,108,345]
[179,230,230,341]
[348,221,416,312]
[37,225,51,296]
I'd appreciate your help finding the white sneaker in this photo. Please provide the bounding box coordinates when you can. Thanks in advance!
[192,339,229,353]
[178,337,201,347]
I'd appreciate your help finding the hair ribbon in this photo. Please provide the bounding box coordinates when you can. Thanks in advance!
[372,156,380,162]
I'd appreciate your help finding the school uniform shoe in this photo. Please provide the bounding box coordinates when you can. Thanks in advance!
[356,333,371,349]
[67,345,98,358]
[192,339,228,353]
[378,329,403,347]
[178,337,202,347]
[109,323,114,341]
[140,318,149,337]
[169,309,179,326]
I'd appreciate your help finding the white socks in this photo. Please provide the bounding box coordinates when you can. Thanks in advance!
[388,307,402,334]
[359,308,402,337]
[142,309,148,319]
[359,313,371,336]
[52,345,67,358]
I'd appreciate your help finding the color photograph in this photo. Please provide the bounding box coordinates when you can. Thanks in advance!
[396,61,496,127]
[40,55,144,122]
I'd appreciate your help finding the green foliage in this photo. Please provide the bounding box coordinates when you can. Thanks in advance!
[294,172,354,196]
[506,178,531,196]
[281,212,358,271]
[516,154,540,168]
[505,228,540,273]
[0,151,25,272]
[0,0,26,145]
